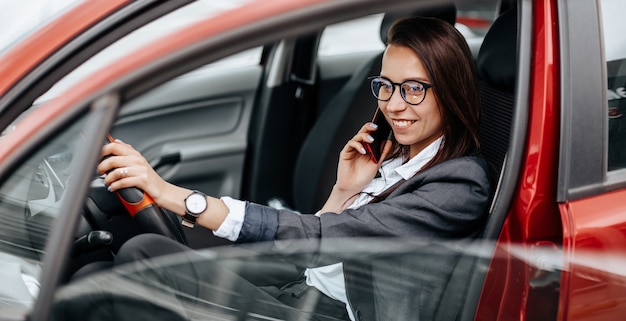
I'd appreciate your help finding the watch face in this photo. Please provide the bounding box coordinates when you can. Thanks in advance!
[186,193,207,215]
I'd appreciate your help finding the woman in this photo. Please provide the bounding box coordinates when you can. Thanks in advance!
[73,16,490,321]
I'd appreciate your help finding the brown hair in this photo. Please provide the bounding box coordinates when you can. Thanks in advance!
[372,16,481,202]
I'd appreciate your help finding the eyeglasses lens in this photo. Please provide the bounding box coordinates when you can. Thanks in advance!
[370,77,426,105]
[401,81,425,104]
[371,78,393,100]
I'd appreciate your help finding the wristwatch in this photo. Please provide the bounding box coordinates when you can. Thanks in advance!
[182,190,207,228]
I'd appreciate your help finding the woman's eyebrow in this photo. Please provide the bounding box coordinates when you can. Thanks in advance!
[409,77,431,83]
[381,74,431,83]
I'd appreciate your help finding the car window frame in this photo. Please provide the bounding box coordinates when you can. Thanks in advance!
[598,0,626,184]
[0,0,194,135]
[556,0,615,202]
[0,95,119,321]
[0,0,81,55]
[37,1,262,104]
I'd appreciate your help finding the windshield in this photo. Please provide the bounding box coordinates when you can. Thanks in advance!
[0,0,80,55]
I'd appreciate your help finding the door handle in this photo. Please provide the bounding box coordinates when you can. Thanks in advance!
[150,152,181,172]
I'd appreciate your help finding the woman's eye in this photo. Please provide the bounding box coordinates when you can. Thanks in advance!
[405,84,423,94]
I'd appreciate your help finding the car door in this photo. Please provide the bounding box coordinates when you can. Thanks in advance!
[0,1,428,319]
[0,96,119,321]
[2,1,540,320]
[557,0,626,319]
[2,1,268,249]
[0,0,194,128]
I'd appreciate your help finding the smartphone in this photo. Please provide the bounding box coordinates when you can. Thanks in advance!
[364,108,392,163]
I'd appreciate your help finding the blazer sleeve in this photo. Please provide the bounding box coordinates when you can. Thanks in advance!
[237,155,491,243]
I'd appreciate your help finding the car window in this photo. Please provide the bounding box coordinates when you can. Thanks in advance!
[36,0,261,104]
[52,238,497,320]
[318,3,498,59]
[601,0,626,170]
[318,14,385,57]
[0,111,90,314]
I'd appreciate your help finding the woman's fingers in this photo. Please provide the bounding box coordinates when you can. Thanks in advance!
[102,162,152,191]
[101,140,139,157]
[106,175,143,192]
[98,140,143,172]
[104,166,132,192]
[98,154,134,175]
[98,141,151,189]
[344,133,373,155]
[361,122,378,134]
[341,122,384,156]
[345,140,367,156]
[96,138,165,196]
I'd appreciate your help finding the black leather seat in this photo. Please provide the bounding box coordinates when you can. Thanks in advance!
[435,8,519,321]
[291,4,457,213]
[476,6,518,187]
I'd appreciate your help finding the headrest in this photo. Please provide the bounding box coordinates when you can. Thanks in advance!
[380,3,457,45]
[477,7,518,92]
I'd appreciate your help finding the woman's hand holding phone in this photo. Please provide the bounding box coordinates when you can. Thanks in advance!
[364,108,392,163]
[321,121,391,213]
[336,122,391,193]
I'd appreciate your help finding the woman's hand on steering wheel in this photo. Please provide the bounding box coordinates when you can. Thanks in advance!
[97,139,168,204]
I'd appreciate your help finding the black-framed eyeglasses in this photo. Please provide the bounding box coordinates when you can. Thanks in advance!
[368,76,432,105]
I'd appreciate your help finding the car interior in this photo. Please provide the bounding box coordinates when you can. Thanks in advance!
[52,0,517,282]
[0,0,527,319]
[79,0,519,316]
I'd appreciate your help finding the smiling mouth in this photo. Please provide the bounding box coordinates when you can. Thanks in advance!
[392,119,416,128]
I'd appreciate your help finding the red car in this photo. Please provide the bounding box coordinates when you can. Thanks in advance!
[0,0,625,320]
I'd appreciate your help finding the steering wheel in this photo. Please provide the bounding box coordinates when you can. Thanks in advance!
[75,159,186,261]
[67,134,187,263]
[60,178,187,280]
[114,186,187,242]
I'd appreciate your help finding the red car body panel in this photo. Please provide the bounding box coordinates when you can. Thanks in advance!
[476,0,562,320]
[0,0,130,96]
[560,192,626,320]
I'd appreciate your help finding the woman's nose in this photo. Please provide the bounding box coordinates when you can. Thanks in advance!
[384,89,408,112]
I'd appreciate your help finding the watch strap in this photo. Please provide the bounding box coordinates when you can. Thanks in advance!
[182,213,197,228]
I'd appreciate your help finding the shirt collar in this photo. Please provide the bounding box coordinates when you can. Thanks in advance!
[380,136,443,181]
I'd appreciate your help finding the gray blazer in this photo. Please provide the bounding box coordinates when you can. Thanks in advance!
[237,154,491,321]
[238,154,491,242]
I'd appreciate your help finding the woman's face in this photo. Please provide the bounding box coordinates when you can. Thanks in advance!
[379,44,443,158]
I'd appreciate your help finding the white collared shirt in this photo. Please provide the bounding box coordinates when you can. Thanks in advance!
[215,136,443,320]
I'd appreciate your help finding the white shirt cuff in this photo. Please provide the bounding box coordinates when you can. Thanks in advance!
[212,196,245,242]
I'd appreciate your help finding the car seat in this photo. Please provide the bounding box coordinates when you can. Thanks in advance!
[476,7,517,187]
[435,7,519,321]
[290,3,457,214]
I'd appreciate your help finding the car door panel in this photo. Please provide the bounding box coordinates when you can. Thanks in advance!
[109,66,261,249]
[111,66,261,200]
[555,0,626,319]
[560,190,626,320]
